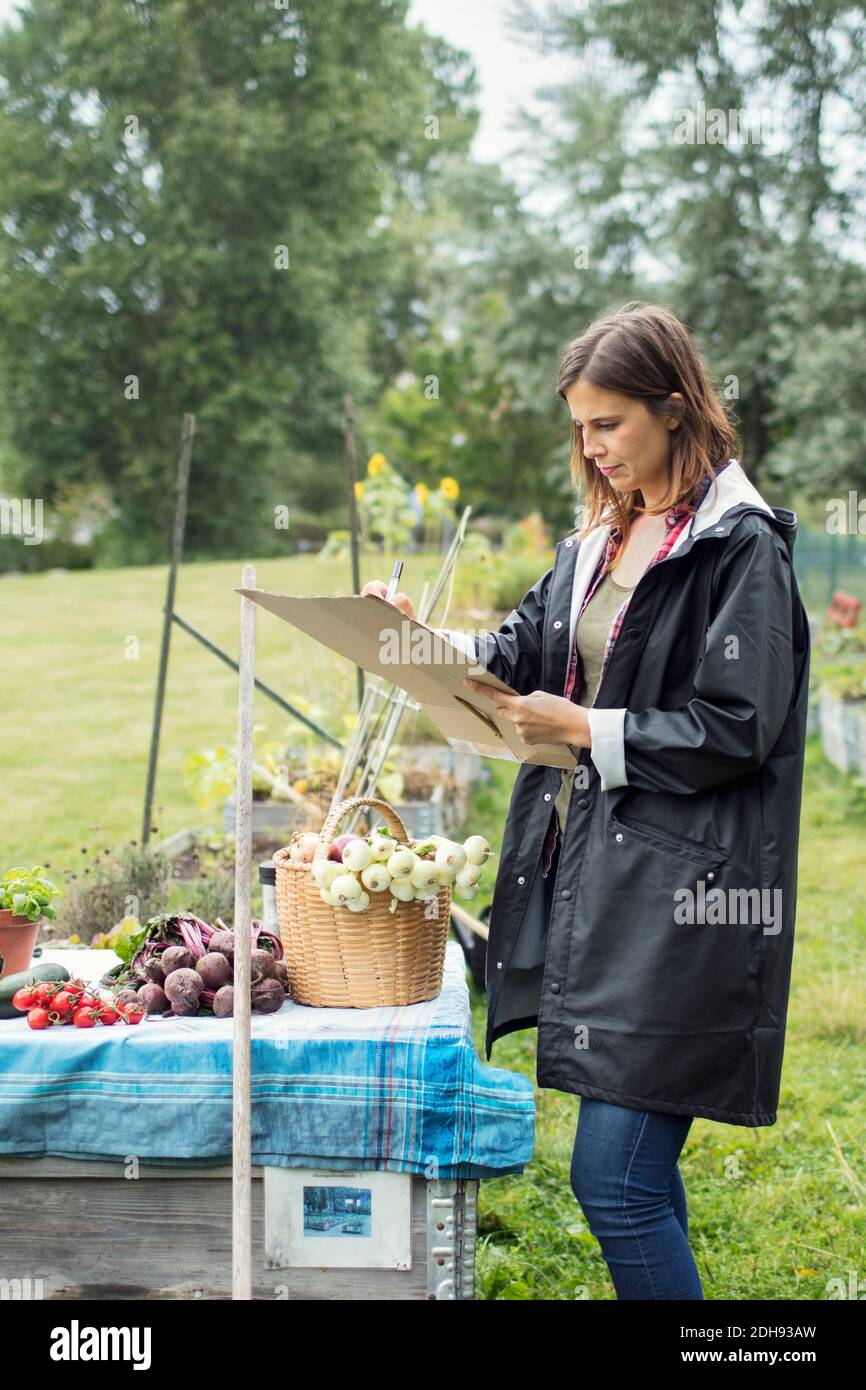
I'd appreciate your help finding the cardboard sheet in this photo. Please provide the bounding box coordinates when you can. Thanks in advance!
[235,588,578,770]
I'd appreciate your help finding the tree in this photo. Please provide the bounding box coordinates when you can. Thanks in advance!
[0,0,478,559]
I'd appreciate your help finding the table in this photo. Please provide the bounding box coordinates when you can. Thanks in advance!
[0,940,535,1298]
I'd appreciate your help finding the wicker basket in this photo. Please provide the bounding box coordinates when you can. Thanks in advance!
[272,795,451,1008]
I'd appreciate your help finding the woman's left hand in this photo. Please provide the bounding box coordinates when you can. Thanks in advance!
[462,678,591,748]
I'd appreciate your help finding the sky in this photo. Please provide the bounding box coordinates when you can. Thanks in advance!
[406,0,573,169]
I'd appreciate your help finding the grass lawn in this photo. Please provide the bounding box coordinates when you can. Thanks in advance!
[4,558,862,1300]
[0,551,450,871]
[468,734,866,1300]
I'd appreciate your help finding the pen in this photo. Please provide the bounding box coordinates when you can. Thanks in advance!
[385,560,403,603]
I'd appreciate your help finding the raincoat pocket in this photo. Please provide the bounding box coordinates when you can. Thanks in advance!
[573,810,759,1034]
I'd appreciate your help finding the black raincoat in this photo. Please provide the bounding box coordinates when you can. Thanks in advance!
[458,461,810,1127]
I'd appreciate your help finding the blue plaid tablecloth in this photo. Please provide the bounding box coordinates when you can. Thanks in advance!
[0,941,534,1178]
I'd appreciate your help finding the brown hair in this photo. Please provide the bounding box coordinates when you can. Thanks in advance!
[557,302,741,563]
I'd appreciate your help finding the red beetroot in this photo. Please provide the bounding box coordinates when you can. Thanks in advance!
[161,946,194,975]
[164,967,203,1011]
[137,983,169,1014]
[208,929,235,963]
[213,985,234,1018]
[252,978,285,1014]
[196,952,232,989]
[168,996,200,1017]
[250,949,278,984]
[143,957,166,984]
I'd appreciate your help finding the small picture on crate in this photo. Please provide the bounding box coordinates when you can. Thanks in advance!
[303,1184,372,1238]
[264,1166,413,1270]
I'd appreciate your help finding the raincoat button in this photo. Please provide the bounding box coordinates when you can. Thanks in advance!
[553,620,562,629]
[627,627,640,639]
[577,798,589,809]
[517,875,525,884]
[544,793,552,801]
[565,539,574,547]
[561,888,572,900]
[715,525,725,532]
[550,982,561,993]
[707,871,715,881]
[615,832,623,842]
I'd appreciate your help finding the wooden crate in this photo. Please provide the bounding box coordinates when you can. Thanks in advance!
[0,1157,478,1301]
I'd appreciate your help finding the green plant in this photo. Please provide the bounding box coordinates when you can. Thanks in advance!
[488,553,555,613]
[0,865,62,922]
[812,622,866,662]
[818,660,866,702]
[318,528,352,560]
[54,839,171,944]
[173,873,236,929]
[184,726,288,810]
[354,453,417,553]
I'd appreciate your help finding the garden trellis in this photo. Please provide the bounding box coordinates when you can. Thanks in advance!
[141,414,342,846]
[330,504,475,837]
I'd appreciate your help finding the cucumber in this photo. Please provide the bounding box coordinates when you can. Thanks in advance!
[0,961,72,1019]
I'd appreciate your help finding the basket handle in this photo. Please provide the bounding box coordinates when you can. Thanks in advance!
[312,796,412,863]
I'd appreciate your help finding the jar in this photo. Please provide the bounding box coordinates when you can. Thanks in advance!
[258,862,278,937]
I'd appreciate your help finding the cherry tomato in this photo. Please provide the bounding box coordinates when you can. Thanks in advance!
[97,1005,121,1026]
[78,993,99,1011]
[122,1004,144,1025]
[73,1005,99,1028]
[33,982,56,1007]
[27,1007,51,1030]
[50,990,76,1018]
[11,987,37,1011]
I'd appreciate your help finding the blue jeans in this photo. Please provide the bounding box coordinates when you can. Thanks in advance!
[544,837,704,1300]
[570,1099,704,1300]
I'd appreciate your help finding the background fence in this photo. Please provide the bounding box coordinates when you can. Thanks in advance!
[793,530,866,616]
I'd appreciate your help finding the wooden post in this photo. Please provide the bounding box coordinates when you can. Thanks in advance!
[344,394,365,711]
[142,413,196,844]
[232,563,256,1300]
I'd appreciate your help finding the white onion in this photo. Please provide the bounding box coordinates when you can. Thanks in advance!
[312,859,341,889]
[331,872,362,903]
[455,863,481,889]
[462,835,490,866]
[435,841,467,873]
[410,861,440,893]
[387,848,417,880]
[361,863,391,893]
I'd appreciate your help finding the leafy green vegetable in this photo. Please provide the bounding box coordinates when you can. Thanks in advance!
[0,865,62,922]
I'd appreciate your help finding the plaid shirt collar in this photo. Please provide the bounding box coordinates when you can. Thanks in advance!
[563,462,729,705]
[542,462,731,876]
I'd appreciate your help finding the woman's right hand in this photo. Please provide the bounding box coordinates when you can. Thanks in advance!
[360,579,417,622]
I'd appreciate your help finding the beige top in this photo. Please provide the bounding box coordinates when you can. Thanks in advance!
[554,568,636,835]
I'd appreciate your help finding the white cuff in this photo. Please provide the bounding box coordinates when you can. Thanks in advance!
[587,707,628,790]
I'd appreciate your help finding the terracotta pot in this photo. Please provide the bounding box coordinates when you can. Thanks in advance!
[0,909,42,978]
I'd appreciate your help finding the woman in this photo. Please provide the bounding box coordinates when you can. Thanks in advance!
[362,302,811,1299]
